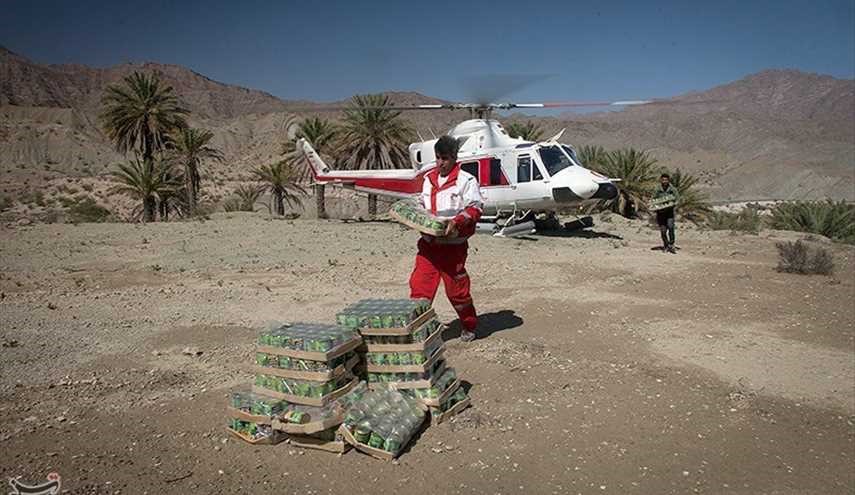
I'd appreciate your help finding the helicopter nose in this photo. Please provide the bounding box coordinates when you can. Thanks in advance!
[592,182,618,200]
[552,182,618,202]
[552,178,598,202]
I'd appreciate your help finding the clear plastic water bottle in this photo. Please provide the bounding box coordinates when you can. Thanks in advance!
[384,423,405,453]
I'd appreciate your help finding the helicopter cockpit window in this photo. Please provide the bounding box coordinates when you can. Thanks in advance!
[562,145,580,163]
[517,155,532,183]
[538,145,575,176]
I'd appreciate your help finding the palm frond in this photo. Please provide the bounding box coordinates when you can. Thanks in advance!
[336,94,415,170]
[588,148,660,217]
[251,160,308,215]
[99,71,190,160]
[505,121,544,141]
[282,116,339,183]
[666,168,711,222]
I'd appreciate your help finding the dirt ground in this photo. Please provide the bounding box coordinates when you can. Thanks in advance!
[1,212,853,494]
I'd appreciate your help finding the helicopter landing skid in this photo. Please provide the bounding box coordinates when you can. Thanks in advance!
[481,209,536,237]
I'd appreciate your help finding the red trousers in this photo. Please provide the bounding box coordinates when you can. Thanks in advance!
[409,238,478,331]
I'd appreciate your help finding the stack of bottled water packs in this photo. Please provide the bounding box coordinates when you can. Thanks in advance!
[340,385,426,457]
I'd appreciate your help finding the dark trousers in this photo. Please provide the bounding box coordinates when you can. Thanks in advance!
[659,218,675,247]
[656,215,676,248]
[657,210,675,248]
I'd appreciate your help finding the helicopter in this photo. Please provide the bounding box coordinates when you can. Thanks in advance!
[297,99,656,236]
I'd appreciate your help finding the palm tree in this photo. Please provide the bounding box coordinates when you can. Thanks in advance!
[156,165,188,221]
[589,148,660,217]
[110,158,181,222]
[100,71,189,162]
[576,145,609,169]
[337,94,415,215]
[505,121,544,141]
[666,168,710,222]
[283,117,339,218]
[252,160,308,216]
[168,127,223,215]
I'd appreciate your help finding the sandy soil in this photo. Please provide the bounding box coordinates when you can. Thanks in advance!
[1,212,853,494]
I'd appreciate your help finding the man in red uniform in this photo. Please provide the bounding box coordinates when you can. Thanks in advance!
[409,135,483,342]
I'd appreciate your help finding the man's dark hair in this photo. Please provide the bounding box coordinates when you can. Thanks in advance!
[434,135,460,158]
[660,173,670,179]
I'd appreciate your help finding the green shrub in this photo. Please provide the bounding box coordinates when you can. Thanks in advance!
[770,201,855,244]
[66,196,113,223]
[41,208,63,224]
[223,184,264,212]
[19,190,46,207]
[706,206,763,234]
[775,240,834,275]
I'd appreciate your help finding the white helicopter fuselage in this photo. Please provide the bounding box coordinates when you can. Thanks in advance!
[298,118,618,218]
[408,119,618,216]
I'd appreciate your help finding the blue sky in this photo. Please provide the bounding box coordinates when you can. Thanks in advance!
[2,0,853,105]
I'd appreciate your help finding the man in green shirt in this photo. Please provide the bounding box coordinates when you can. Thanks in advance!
[653,173,680,253]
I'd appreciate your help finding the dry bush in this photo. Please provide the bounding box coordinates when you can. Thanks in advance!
[775,240,834,275]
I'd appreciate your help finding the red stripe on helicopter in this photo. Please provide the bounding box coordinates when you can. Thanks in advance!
[315,174,425,194]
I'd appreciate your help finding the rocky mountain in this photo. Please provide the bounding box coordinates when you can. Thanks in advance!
[1,45,852,201]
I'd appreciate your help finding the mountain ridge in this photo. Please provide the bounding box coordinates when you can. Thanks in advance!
[1,47,852,201]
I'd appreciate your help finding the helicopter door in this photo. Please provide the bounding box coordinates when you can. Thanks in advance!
[512,153,551,209]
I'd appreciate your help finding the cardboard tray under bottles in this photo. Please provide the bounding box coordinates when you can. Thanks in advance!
[364,325,445,353]
[357,309,436,337]
[226,406,273,425]
[226,426,286,445]
[367,358,447,390]
[250,354,360,382]
[272,413,344,436]
[286,433,351,454]
[430,396,471,425]
[410,377,461,408]
[252,376,360,407]
[365,346,445,374]
[389,208,447,237]
[256,335,363,362]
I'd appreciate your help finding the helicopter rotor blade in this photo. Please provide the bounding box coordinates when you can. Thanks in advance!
[282,97,717,114]
[460,74,554,106]
[282,103,461,113]
[497,99,717,109]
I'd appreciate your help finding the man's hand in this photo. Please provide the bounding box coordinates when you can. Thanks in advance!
[444,220,459,238]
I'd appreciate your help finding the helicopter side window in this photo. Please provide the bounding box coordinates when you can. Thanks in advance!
[517,155,531,183]
[489,158,508,186]
[461,161,479,182]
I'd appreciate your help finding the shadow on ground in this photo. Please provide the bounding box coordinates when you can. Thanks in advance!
[443,309,524,341]
[535,228,623,240]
